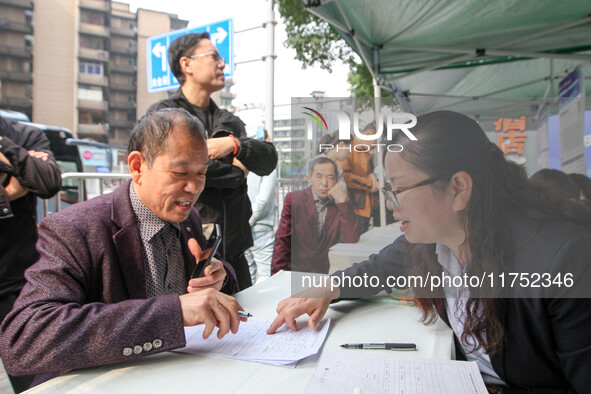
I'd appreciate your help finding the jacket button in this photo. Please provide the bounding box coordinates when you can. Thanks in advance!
[143,342,153,351]
[123,347,133,356]
[153,339,163,349]
[2,208,9,214]
[133,345,143,354]
[186,227,191,232]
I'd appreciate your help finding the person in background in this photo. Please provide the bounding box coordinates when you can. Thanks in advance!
[268,111,591,392]
[317,130,350,193]
[147,32,278,290]
[244,126,277,283]
[0,109,245,388]
[0,79,62,393]
[337,123,379,234]
[530,168,581,201]
[272,156,360,275]
[568,172,591,204]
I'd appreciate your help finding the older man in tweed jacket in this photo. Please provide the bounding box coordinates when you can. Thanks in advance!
[0,108,245,386]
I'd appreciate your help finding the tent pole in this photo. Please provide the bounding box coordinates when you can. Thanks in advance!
[372,49,387,229]
[265,0,276,140]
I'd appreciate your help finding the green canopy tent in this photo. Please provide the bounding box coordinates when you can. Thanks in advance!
[302,0,591,119]
[301,0,591,225]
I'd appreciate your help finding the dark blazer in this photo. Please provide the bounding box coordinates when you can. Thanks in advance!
[272,187,360,274]
[0,180,238,377]
[336,216,591,393]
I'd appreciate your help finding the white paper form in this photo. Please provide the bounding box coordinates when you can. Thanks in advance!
[306,350,487,394]
[175,318,330,367]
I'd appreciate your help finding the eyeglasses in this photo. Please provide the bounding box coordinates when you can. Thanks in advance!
[190,50,225,64]
[381,174,449,209]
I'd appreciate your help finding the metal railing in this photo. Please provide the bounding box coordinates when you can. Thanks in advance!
[40,173,308,225]
[40,172,131,219]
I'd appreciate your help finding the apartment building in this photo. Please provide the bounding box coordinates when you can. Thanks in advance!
[273,113,306,178]
[0,0,189,147]
[0,0,34,120]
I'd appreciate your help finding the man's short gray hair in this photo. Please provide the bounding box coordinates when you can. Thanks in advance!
[128,108,207,167]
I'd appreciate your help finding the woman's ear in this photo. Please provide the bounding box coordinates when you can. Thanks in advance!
[450,171,473,212]
[128,151,144,184]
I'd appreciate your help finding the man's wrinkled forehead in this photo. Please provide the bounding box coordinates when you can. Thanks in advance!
[311,162,337,177]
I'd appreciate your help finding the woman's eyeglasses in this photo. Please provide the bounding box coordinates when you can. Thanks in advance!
[381,174,449,208]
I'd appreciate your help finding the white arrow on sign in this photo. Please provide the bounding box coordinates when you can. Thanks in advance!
[211,27,227,45]
[152,42,167,72]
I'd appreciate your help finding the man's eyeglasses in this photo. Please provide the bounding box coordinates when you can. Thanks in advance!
[381,174,449,209]
[190,50,225,64]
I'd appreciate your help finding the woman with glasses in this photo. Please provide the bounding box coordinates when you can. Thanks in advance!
[267,110,591,392]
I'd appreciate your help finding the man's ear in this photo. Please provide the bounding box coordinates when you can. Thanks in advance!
[449,171,473,212]
[128,151,144,184]
[179,57,193,78]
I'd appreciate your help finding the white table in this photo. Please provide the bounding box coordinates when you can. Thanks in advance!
[26,271,452,394]
[328,223,404,273]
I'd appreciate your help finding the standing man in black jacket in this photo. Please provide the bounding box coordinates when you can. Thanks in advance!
[147,33,277,290]
[0,79,61,392]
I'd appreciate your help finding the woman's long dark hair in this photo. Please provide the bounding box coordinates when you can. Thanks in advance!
[387,111,591,355]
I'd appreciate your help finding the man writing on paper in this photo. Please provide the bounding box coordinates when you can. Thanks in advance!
[0,108,246,386]
[271,156,360,275]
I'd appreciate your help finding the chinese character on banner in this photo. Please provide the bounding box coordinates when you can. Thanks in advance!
[495,116,527,155]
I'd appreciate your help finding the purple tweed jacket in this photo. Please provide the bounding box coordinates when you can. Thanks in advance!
[0,180,238,377]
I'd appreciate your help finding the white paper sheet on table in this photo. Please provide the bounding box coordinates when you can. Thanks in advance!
[306,350,487,393]
[175,318,330,367]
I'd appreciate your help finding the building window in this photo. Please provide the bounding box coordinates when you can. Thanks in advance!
[25,10,34,25]
[292,129,305,138]
[80,36,105,50]
[128,40,137,49]
[24,35,34,49]
[84,13,104,26]
[79,61,103,75]
[23,61,32,73]
[79,112,92,123]
[128,58,136,67]
[127,109,136,121]
[128,94,136,103]
[274,119,293,127]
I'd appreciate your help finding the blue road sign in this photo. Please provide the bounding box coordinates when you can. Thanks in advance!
[146,18,234,93]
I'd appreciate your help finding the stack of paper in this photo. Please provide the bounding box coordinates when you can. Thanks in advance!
[175,318,330,367]
[306,350,487,393]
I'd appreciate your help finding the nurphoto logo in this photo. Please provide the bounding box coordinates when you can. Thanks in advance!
[306,108,418,154]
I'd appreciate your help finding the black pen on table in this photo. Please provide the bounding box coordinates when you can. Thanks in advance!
[341,343,416,350]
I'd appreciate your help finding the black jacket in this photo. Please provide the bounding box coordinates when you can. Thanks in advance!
[335,216,591,393]
[0,116,61,297]
[146,91,278,258]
